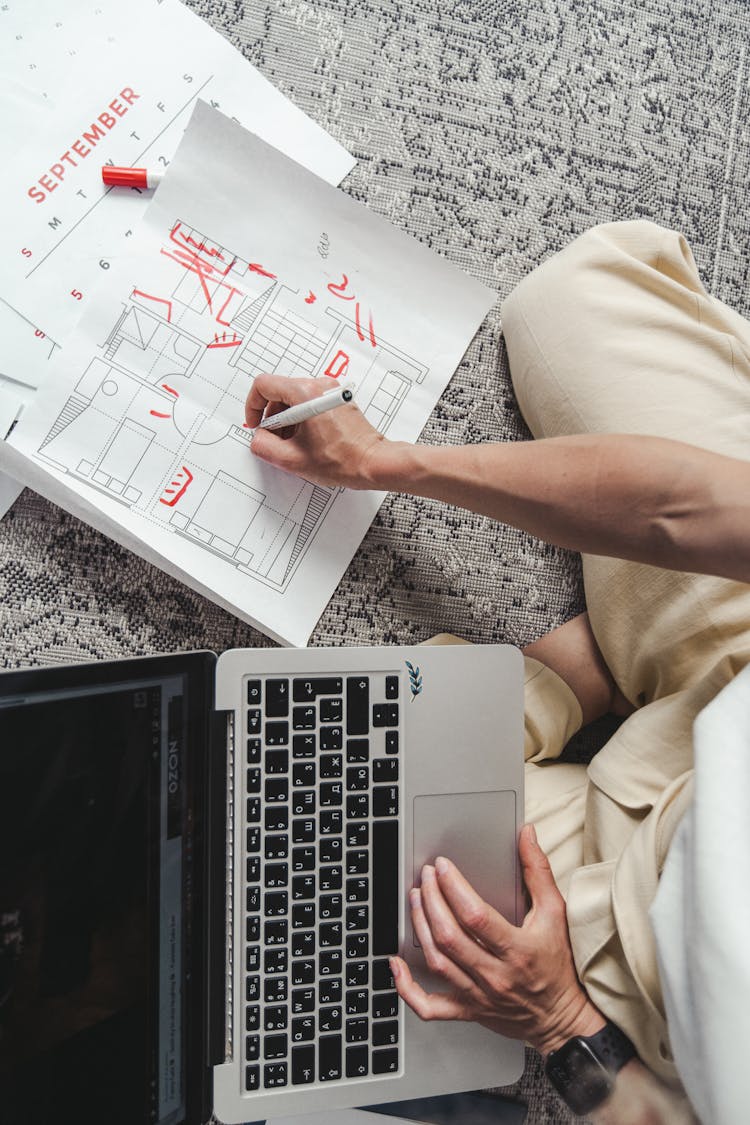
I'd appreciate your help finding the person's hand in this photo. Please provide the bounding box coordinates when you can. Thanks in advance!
[390,824,605,1056]
[245,373,391,490]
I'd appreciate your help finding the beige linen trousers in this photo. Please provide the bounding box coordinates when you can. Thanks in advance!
[456,221,750,1087]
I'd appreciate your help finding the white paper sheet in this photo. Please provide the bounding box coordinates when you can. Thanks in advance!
[0,0,355,515]
[6,102,496,645]
[0,0,354,384]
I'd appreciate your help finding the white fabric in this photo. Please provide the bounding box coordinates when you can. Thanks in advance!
[650,663,750,1124]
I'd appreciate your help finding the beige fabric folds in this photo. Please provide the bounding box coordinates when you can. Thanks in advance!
[500,220,750,1085]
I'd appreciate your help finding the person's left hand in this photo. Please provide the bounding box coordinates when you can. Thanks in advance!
[390,824,605,1056]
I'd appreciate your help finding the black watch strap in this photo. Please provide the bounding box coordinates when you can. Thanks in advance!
[545,1021,637,1116]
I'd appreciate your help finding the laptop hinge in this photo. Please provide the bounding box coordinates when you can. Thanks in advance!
[206,707,231,1069]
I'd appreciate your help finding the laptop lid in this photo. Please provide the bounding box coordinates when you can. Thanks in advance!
[0,652,217,1125]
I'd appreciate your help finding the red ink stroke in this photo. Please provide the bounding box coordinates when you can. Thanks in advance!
[133,288,173,322]
[324,349,350,379]
[150,410,171,418]
[354,301,365,342]
[248,262,278,280]
[161,221,239,320]
[161,383,179,396]
[368,310,377,348]
[327,274,355,300]
[304,291,317,304]
[207,331,243,350]
[159,465,194,507]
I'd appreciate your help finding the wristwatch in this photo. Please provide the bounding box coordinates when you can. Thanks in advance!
[544,1021,638,1116]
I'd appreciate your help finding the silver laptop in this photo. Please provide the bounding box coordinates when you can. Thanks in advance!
[0,643,524,1125]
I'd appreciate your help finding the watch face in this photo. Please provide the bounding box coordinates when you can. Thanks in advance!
[546,1039,615,1116]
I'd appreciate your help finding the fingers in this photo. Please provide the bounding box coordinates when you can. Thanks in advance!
[389,956,469,1022]
[408,886,477,995]
[428,857,515,957]
[244,373,328,427]
[518,824,564,915]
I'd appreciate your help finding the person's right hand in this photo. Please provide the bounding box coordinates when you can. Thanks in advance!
[246,373,391,490]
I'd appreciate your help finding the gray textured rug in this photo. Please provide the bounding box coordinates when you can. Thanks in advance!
[3,0,750,1120]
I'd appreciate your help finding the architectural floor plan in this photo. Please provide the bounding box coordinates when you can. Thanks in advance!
[35,220,427,592]
[7,104,494,644]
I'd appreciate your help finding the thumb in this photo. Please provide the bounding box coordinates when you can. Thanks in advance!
[249,427,301,473]
[519,823,563,912]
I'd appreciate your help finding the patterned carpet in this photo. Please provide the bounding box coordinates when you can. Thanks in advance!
[3,0,750,1120]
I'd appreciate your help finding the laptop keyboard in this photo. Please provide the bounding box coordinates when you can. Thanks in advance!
[243,672,402,1092]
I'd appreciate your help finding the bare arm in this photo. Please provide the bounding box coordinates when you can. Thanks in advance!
[247,375,750,584]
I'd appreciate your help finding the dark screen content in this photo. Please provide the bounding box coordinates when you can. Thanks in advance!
[0,687,157,1125]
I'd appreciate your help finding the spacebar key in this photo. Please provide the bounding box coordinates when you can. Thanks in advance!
[372,820,399,955]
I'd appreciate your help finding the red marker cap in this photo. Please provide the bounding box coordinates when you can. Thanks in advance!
[102,166,164,189]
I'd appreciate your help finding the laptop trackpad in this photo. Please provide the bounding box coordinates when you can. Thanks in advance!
[412,791,518,945]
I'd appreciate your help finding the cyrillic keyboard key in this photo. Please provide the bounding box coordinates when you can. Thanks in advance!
[245,1063,260,1090]
[385,730,399,755]
[346,678,369,735]
[373,820,399,954]
[292,1016,315,1043]
[319,977,342,1004]
[264,1008,288,1032]
[320,753,343,777]
[246,1004,260,1032]
[319,1006,342,1033]
[293,733,316,757]
[320,836,342,863]
[320,697,343,723]
[385,675,399,699]
[293,705,316,730]
[346,961,369,987]
[291,958,315,985]
[292,846,315,871]
[320,726,343,751]
[319,949,342,976]
[346,765,369,790]
[346,989,368,1015]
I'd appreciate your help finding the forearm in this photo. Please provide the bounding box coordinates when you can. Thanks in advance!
[367,432,750,582]
[589,1059,698,1125]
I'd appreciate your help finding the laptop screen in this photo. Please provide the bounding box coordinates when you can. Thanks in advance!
[0,654,215,1125]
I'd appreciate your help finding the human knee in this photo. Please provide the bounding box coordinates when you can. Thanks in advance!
[503,219,675,323]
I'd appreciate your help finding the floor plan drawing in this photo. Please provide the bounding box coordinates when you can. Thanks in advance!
[7,104,495,643]
[34,220,428,592]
